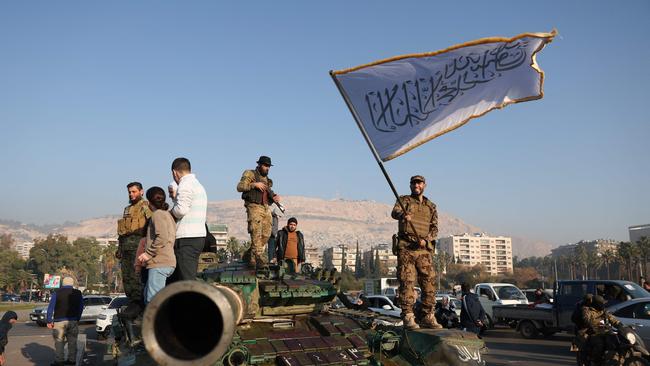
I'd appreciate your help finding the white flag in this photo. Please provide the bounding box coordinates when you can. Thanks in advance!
[332,31,556,161]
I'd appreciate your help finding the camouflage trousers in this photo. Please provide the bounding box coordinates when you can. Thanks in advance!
[245,203,272,262]
[396,241,436,316]
[119,235,143,305]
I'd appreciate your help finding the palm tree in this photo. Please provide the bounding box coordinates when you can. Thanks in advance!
[618,242,634,281]
[573,244,588,280]
[636,236,650,281]
[101,244,118,293]
[600,249,616,280]
[586,250,602,280]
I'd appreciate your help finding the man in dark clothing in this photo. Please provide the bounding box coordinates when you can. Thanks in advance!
[582,295,621,364]
[46,277,84,366]
[275,217,305,273]
[0,311,18,366]
[533,288,551,305]
[459,282,486,335]
[337,292,369,311]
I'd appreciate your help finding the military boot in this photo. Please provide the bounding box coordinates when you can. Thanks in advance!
[254,254,268,268]
[420,313,443,329]
[245,254,256,269]
[402,312,420,330]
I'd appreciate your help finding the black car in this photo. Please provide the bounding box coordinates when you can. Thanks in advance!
[30,306,48,326]
[2,293,21,302]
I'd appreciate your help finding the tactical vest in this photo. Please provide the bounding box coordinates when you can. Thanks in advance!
[398,195,435,241]
[117,199,149,237]
[241,170,273,205]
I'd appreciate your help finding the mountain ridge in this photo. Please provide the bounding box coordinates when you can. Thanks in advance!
[0,196,554,257]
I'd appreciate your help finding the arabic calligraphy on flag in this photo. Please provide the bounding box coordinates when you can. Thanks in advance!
[332,31,556,161]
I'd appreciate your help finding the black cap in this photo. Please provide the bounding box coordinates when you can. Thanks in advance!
[410,175,425,183]
[257,156,273,166]
[288,217,298,225]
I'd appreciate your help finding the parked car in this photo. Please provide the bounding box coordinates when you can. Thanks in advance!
[81,295,113,322]
[492,280,649,339]
[474,283,528,326]
[365,295,402,318]
[30,306,48,326]
[609,297,650,346]
[96,295,128,338]
[31,295,113,326]
[2,293,21,302]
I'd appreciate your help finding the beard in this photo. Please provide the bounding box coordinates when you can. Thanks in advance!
[258,169,268,177]
[129,196,141,204]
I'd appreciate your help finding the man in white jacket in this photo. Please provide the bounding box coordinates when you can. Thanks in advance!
[169,157,207,282]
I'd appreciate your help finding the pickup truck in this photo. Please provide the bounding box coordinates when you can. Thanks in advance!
[492,280,649,338]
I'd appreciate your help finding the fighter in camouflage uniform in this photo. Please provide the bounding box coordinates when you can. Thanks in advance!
[579,295,621,363]
[117,182,151,307]
[237,156,281,268]
[391,175,442,330]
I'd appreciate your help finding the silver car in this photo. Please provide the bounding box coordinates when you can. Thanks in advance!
[80,295,113,322]
[365,295,402,318]
[610,297,650,345]
[30,295,113,325]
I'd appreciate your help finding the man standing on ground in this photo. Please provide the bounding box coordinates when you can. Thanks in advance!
[276,217,305,273]
[169,157,208,282]
[46,277,83,366]
[391,175,442,330]
[459,282,486,335]
[237,156,281,268]
[116,182,150,308]
[0,311,18,366]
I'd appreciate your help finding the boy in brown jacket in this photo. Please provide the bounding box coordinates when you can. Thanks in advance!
[138,187,177,304]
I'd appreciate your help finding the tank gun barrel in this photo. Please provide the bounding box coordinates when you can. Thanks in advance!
[142,280,244,366]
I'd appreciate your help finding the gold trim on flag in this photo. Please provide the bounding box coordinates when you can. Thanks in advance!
[332,30,556,75]
[332,30,557,162]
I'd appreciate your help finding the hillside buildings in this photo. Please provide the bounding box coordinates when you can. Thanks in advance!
[12,241,34,259]
[96,237,118,247]
[437,233,513,276]
[323,245,358,272]
[550,239,619,258]
[304,245,322,267]
[362,244,398,275]
[208,224,228,251]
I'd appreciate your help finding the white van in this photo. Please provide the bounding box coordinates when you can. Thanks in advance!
[474,283,528,326]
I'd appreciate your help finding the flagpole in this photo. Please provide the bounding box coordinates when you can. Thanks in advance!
[329,71,422,244]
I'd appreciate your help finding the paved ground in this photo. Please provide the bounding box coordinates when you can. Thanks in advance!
[482,326,575,366]
[4,309,576,366]
[2,309,105,366]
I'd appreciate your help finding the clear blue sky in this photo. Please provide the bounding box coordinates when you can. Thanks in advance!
[1,1,648,246]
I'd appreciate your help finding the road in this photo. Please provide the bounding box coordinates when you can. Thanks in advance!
[482,326,576,366]
[3,310,576,366]
[2,309,106,366]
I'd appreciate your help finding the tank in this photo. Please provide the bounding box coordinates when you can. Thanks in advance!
[110,261,487,366]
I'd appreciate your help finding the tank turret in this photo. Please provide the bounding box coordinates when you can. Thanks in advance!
[121,261,486,366]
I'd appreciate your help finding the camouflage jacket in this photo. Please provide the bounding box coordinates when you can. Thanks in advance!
[580,307,621,333]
